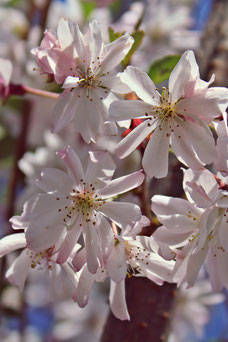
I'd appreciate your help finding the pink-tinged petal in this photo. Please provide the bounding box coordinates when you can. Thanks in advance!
[195,207,218,253]
[215,135,228,175]
[109,280,130,321]
[18,193,68,225]
[84,151,116,188]
[186,246,208,287]
[122,215,150,237]
[97,215,114,264]
[57,145,84,187]
[106,239,127,283]
[85,222,101,274]
[63,76,80,89]
[26,222,64,252]
[57,17,74,51]
[35,168,73,195]
[72,91,101,143]
[176,120,217,165]
[0,233,26,257]
[120,66,160,105]
[171,124,204,170]
[57,215,82,264]
[72,23,85,59]
[76,265,96,308]
[115,120,154,159]
[172,243,194,286]
[102,73,131,94]
[88,20,103,63]
[169,50,199,103]
[142,124,170,179]
[183,169,219,207]
[62,263,78,290]
[9,215,25,230]
[218,214,228,253]
[97,170,144,199]
[206,250,223,291]
[152,195,199,217]
[6,249,32,291]
[109,100,153,122]
[101,34,134,72]
[72,247,87,271]
[153,226,192,247]
[51,91,76,133]
[100,201,141,229]
[177,87,228,123]
[214,249,228,290]
[103,121,118,136]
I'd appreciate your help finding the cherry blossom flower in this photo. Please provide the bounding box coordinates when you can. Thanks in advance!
[73,217,174,320]
[32,18,134,142]
[0,233,78,293]
[10,146,144,275]
[109,50,228,178]
[152,167,228,291]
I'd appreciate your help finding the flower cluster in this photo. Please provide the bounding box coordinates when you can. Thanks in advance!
[1,13,228,327]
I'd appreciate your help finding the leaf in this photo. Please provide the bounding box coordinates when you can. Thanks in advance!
[108,27,125,43]
[147,55,181,84]
[80,0,96,20]
[122,30,145,68]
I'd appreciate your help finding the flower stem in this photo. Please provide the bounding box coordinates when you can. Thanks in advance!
[22,85,59,99]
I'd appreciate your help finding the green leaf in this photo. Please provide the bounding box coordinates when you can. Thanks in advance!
[147,55,181,84]
[122,30,145,68]
[80,0,96,20]
[108,27,125,43]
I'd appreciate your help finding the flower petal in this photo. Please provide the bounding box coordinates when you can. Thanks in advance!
[85,221,101,274]
[57,145,84,188]
[109,280,130,321]
[84,151,116,189]
[120,66,160,105]
[76,265,96,308]
[102,34,134,72]
[109,99,153,122]
[169,50,199,103]
[142,124,170,179]
[115,120,154,159]
[57,215,82,264]
[100,201,141,229]
[0,233,26,257]
[6,249,32,291]
[106,239,127,283]
[35,168,73,195]
[97,170,144,199]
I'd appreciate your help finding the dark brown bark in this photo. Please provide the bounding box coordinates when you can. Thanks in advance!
[102,278,176,342]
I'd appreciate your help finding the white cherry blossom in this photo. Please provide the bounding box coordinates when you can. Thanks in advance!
[152,167,228,290]
[73,218,174,321]
[32,18,134,142]
[10,146,144,275]
[109,50,228,178]
[0,233,78,293]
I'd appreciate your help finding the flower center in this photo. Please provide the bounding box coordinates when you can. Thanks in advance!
[57,181,106,227]
[29,246,56,270]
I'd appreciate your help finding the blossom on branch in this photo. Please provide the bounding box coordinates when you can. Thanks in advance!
[32,18,134,142]
[152,167,228,291]
[73,217,174,321]
[109,50,228,178]
[10,146,144,275]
